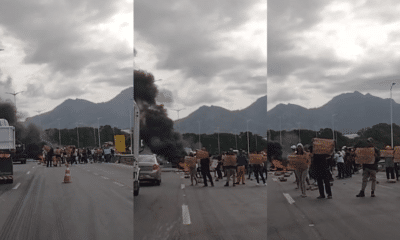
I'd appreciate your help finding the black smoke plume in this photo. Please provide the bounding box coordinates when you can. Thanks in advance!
[0,101,46,157]
[134,70,186,162]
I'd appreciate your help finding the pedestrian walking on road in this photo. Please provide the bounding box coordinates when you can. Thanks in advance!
[199,148,214,187]
[253,151,266,186]
[335,149,345,179]
[215,155,223,181]
[356,138,380,198]
[235,150,248,185]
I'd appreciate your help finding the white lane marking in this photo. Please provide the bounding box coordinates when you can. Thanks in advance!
[26,171,30,175]
[380,185,393,189]
[272,178,278,182]
[114,182,124,187]
[181,184,185,190]
[182,204,191,225]
[101,176,109,180]
[32,167,35,169]
[12,183,21,190]
[94,173,99,175]
[283,193,295,204]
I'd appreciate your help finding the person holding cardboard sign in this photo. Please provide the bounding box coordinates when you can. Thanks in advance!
[224,150,237,187]
[356,138,380,197]
[310,138,333,199]
[383,146,395,182]
[199,148,214,187]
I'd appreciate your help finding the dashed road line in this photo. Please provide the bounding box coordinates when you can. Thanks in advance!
[181,184,185,189]
[182,204,191,225]
[101,176,109,180]
[26,171,30,175]
[114,182,124,187]
[283,193,295,204]
[12,183,21,190]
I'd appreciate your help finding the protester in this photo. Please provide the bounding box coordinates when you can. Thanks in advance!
[224,150,237,187]
[294,144,310,197]
[200,148,214,187]
[356,138,380,198]
[343,146,352,178]
[215,154,223,181]
[253,151,266,186]
[45,146,54,167]
[335,149,345,179]
[188,152,198,186]
[384,146,395,182]
[310,139,333,199]
[235,150,248,185]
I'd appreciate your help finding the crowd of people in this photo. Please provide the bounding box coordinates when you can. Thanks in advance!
[184,147,268,187]
[284,137,398,199]
[40,145,116,167]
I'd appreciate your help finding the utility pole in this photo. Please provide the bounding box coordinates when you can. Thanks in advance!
[391,83,396,148]
[217,127,220,155]
[234,129,238,150]
[247,119,252,155]
[197,121,201,150]
[57,118,61,146]
[97,117,102,148]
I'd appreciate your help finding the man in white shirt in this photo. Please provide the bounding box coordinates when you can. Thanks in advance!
[335,149,345,179]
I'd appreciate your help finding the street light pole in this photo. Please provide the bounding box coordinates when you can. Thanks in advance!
[391,83,396,148]
[234,129,238,150]
[197,121,201,150]
[297,122,301,143]
[279,116,282,146]
[97,117,102,148]
[57,118,61,146]
[247,119,252,155]
[6,91,24,110]
[217,127,220,155]
[332,114,337,142]
[172,108,185,133]
[76,123,80,148]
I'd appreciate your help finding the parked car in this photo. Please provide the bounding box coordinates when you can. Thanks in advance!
[138,154,161,185]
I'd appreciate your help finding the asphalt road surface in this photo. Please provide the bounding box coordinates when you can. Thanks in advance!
[268,169,400,240]
[0,160,133,240]
[134,170,267,240]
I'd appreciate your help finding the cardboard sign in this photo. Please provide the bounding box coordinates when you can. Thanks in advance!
[249,154,264,164]
[394,146,400,162]
[313,138,335,155]
[380,150,394,158]
[355,148,375,164]
[223,155,237,166]
[196,150,209,159]
[54,149,61,155]
[288,154,310,170]
[184,156,197,168]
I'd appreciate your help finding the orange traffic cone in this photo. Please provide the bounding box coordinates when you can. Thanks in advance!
[63,167,71,183]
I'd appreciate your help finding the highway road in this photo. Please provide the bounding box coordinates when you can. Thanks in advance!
[0,160,133,240]
[268,169,400,240]
[134,169,267,240]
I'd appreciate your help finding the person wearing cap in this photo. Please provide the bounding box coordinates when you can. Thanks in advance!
[295,143,309,197]
[384,146,395,182]
[356,138,380,197]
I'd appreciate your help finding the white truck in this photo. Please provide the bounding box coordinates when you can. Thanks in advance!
[0,119,15,184]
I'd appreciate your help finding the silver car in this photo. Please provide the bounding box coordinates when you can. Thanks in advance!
[138,154,162,185]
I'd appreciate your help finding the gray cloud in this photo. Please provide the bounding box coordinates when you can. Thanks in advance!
[135,0,265,88]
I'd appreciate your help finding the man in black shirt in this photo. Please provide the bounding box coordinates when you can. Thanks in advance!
[200,149,214,187]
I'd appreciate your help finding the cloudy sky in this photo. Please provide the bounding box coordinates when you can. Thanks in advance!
[135,0,267,121]
[268,0,400,111]
[0,0,133,121]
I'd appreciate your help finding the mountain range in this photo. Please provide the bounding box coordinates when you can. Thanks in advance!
[267,91,398,134]
[25,88,394,136]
